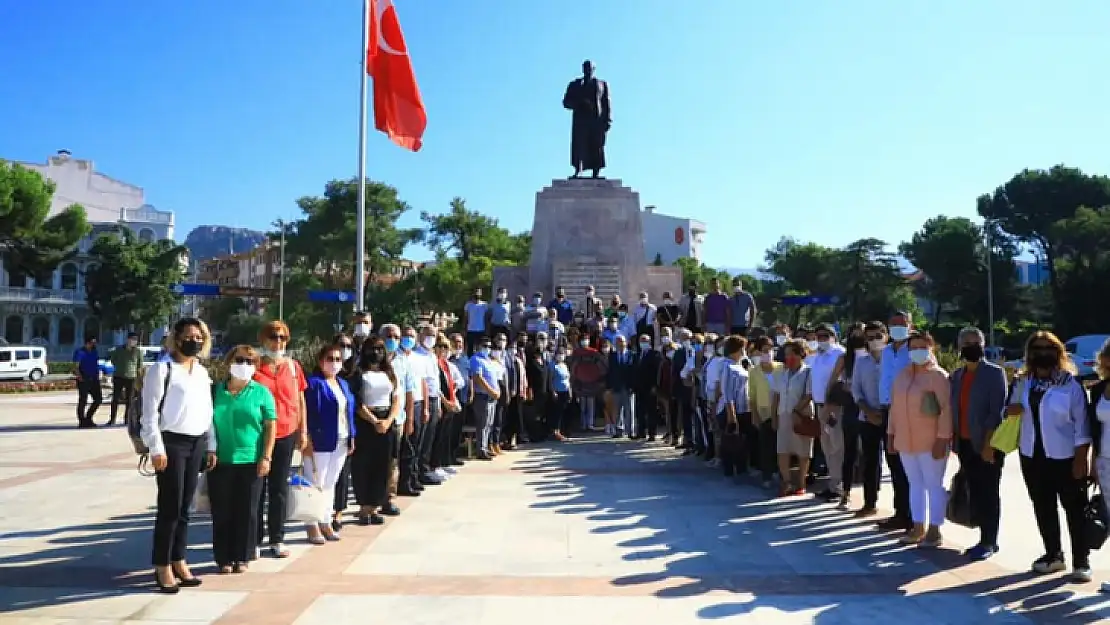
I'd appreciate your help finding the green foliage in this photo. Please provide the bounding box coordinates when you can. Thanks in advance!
[672,257,732,292]
[0,161,90,282]
[49,362,76,375]
[223,314,266,348]
[201,297,248,333]
[85,228,187,337]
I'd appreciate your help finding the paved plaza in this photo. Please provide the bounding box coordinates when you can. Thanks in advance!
[2,393,1110,624]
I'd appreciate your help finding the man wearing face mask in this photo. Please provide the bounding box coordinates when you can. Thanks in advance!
[876,311,914,531]
[606,335,637,438]
[632,292,656,350]
[463,289,488,355]
[677,282,704,334]
[548,286,576,326]
[949,327,1008,560]
[703,278,729,337]
[601,315,622,346]
[489,288,512,342]
[401,326,438,486]
[414,325,446,484]
[656,291,680,341]
[108,332,143,426]
[583,285,604,320]
[809,324,847,502]
[380,324,419,496]
[501,336,529,449]
[616,303,636,343]
[634,334,662,440]
[670,328,696,449]
[447,333,471,465]
[510,295,527,339]
[729,279,758,337]
[468,337,501,459]
[772,324,792,362]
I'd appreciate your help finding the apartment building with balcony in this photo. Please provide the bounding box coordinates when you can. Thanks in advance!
[0,151,176,356]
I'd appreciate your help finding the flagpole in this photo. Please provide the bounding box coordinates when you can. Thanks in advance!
[355,0,370,312]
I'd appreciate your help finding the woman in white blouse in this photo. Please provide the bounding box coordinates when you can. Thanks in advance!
[350,336,402,526]
[1088,338,1110,592]
[141,317,216,593]
[1012,331,1092,582]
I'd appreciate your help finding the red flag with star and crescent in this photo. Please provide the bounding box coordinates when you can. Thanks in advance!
[367,0,426,151]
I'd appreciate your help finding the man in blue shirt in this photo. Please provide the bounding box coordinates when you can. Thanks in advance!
[548,286,575,326]
[73,336,103,428]
[876,310,914,531]
[488,288,512,341]
[468,337,501,460]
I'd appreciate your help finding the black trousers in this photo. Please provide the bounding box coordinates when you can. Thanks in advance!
[433,408,454,467]
[334,456,351,514]
[151,432,205,566]
[958,440,1005,547]
[858,420,886,508]
[503,396,525,445]
[109,377,135,422]
[840,403,861,495]
[679,388,694,446]
[635,389,657,437]
[352,415,396,507]
[738,414,760,473]
[257,433,296,546]
[1020,453,1089,566]
[465,332,484,356]
[551,391,570,432]
[757,419,777,480]
[451,398,468,460]
[417,399,441,474]
[881,409,911,520]
[208,463,262,566]
[399,408,420,491]
[76,379,102,424]
[716,412,742,476]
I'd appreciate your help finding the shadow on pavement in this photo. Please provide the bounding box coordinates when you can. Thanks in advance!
[521,435,1108,623]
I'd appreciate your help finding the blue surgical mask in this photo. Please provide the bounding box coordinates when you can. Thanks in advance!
[384,338,399,353]
[400,336,416,351]
[909,349,931,365]
[479,347,491,357]
[618,311,626,318]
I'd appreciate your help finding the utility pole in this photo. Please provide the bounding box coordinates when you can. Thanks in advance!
[277,220,286,321]
[984,219,996,348]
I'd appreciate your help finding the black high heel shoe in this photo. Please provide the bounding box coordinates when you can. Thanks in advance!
[154,572,180,594]
[172,569,202,588]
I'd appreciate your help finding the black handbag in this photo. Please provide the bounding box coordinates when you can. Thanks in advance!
[945,469,977,528]
[1083,484,1109,551]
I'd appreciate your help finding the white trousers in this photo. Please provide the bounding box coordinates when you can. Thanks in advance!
[820,416,845,495]
[899,451,949,527]
[302,443,349,524]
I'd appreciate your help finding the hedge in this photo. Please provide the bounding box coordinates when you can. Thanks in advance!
[49,362,77,375]
[0,379,78,394]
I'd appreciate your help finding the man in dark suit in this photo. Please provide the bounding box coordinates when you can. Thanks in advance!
[607,335,637,438]
[671,328,695,450]
[634,333,662,440]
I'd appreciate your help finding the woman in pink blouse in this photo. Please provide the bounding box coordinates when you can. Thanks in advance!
[887,331,953,547]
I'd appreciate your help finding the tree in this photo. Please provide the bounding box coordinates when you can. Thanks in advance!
[672,257,732,292]
[200,296,248,332]
[834,238,917,323]
[0,161,90,282]
[978,166,1110,306]
[1049,206,1110,336]
[85,228,187,338]
[283,178,421,293]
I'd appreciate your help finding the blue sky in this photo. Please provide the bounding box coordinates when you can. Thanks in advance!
[2,1,1109,269]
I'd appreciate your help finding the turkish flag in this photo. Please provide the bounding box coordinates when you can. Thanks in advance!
[367,0,426,151]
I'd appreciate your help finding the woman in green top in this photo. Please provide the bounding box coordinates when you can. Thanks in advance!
[208,345,277,574]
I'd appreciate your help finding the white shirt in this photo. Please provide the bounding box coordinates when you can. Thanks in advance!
[361,370,396,409]
[1015,377,1092,460]
[773,365,812,420]
[414,347,441,398]
[632,303,656,327]
[706,357,731,412]
[330,378,349,441]
[1097,397,1110,459]
[808,344,845,404]
[140,360,215,458]
[447,360,465,396]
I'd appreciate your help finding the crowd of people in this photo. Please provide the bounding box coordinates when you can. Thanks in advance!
[124,275,1110,594]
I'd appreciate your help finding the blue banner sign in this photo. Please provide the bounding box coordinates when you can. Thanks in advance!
[779,294,840,306]
[307,290,356,304]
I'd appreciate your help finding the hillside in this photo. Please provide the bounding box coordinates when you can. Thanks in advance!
[183,226,267,261]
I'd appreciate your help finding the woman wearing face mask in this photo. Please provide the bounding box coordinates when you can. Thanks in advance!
[301,345,357,544]
[747,336,782,488]
[330,332,356,529]
[771,339,814,496]
[823,325,866,510]
[658,343,676,441]
[141,317,216,593]
[208,345,276,574]
[887,331,952,548]
[1013,331,1092,581]
[571,335,606,433]
[349,337,401,526]
[252,321,307,559]
[550,348,573,440]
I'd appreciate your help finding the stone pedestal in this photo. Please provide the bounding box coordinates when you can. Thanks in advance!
[493,178,681,310]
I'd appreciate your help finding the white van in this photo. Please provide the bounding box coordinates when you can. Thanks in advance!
[1065,334,1110,380]
[0,345,49,381]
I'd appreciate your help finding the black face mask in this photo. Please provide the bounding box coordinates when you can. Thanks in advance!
[179,339,202,357]
[361,349,386,368]
[1029,351,1057,369]
[960,344,983,362]
[688,288,696,295]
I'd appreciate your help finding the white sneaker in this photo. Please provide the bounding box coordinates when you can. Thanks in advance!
[442,466,458,475]
[433,468,450,480]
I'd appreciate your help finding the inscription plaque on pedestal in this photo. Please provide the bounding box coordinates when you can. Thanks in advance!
[554,257,622,309]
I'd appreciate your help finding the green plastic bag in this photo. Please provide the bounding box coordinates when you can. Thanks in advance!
[991,415,1021,454]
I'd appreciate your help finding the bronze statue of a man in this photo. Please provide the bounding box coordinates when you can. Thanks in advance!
[562,60,611,179]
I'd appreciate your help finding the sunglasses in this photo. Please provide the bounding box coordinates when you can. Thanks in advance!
[323,356,345,363]
[270,334,289,341]
[233,356,253,365]
[338,343,353,349]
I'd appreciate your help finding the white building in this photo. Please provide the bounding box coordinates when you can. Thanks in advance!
[641,206,706,266]
[0,151,176,357]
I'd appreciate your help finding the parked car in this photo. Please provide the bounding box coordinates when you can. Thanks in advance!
[1065,334,1110,380]
[99,346,164,378]
[0,345,48,381]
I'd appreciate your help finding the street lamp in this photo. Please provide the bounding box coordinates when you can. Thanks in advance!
[984,218,995,348]
[273,219,288,321]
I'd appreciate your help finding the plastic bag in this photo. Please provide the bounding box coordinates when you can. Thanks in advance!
[192,472,211,515]
[286,468,326,523]
[990,416,1021,454]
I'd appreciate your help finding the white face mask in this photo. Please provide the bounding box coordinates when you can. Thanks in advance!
[353,323,371,337]
[322,361,342,376]
[663,299,673,306]
[750,354,762,365]
[706,346,716,357]
[601,347,611,354]
[775,335,787,346]
[422,336,436,349]
[342,348,353,361]
[262,348,285,359]
[817,340,831,352]
[806,341,818,351]
[229,363,255,380]
[580,340,590,347]
[661,336,672,346]
[869,339,886,352]
[639,342,651,350]
[734,287,742,294]
[909,349,931,365]
[889,325,910,342]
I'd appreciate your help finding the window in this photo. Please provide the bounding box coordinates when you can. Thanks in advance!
[14,350,29,360]
[59,317,76,345]
[32,349,43,359]
[60,263,78,290]
[138,228,156,243]
[83,317,100,343]
[3,316,22,343]
[6,268,27,288]
[0,352,10,363]
[31,317,49,340]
